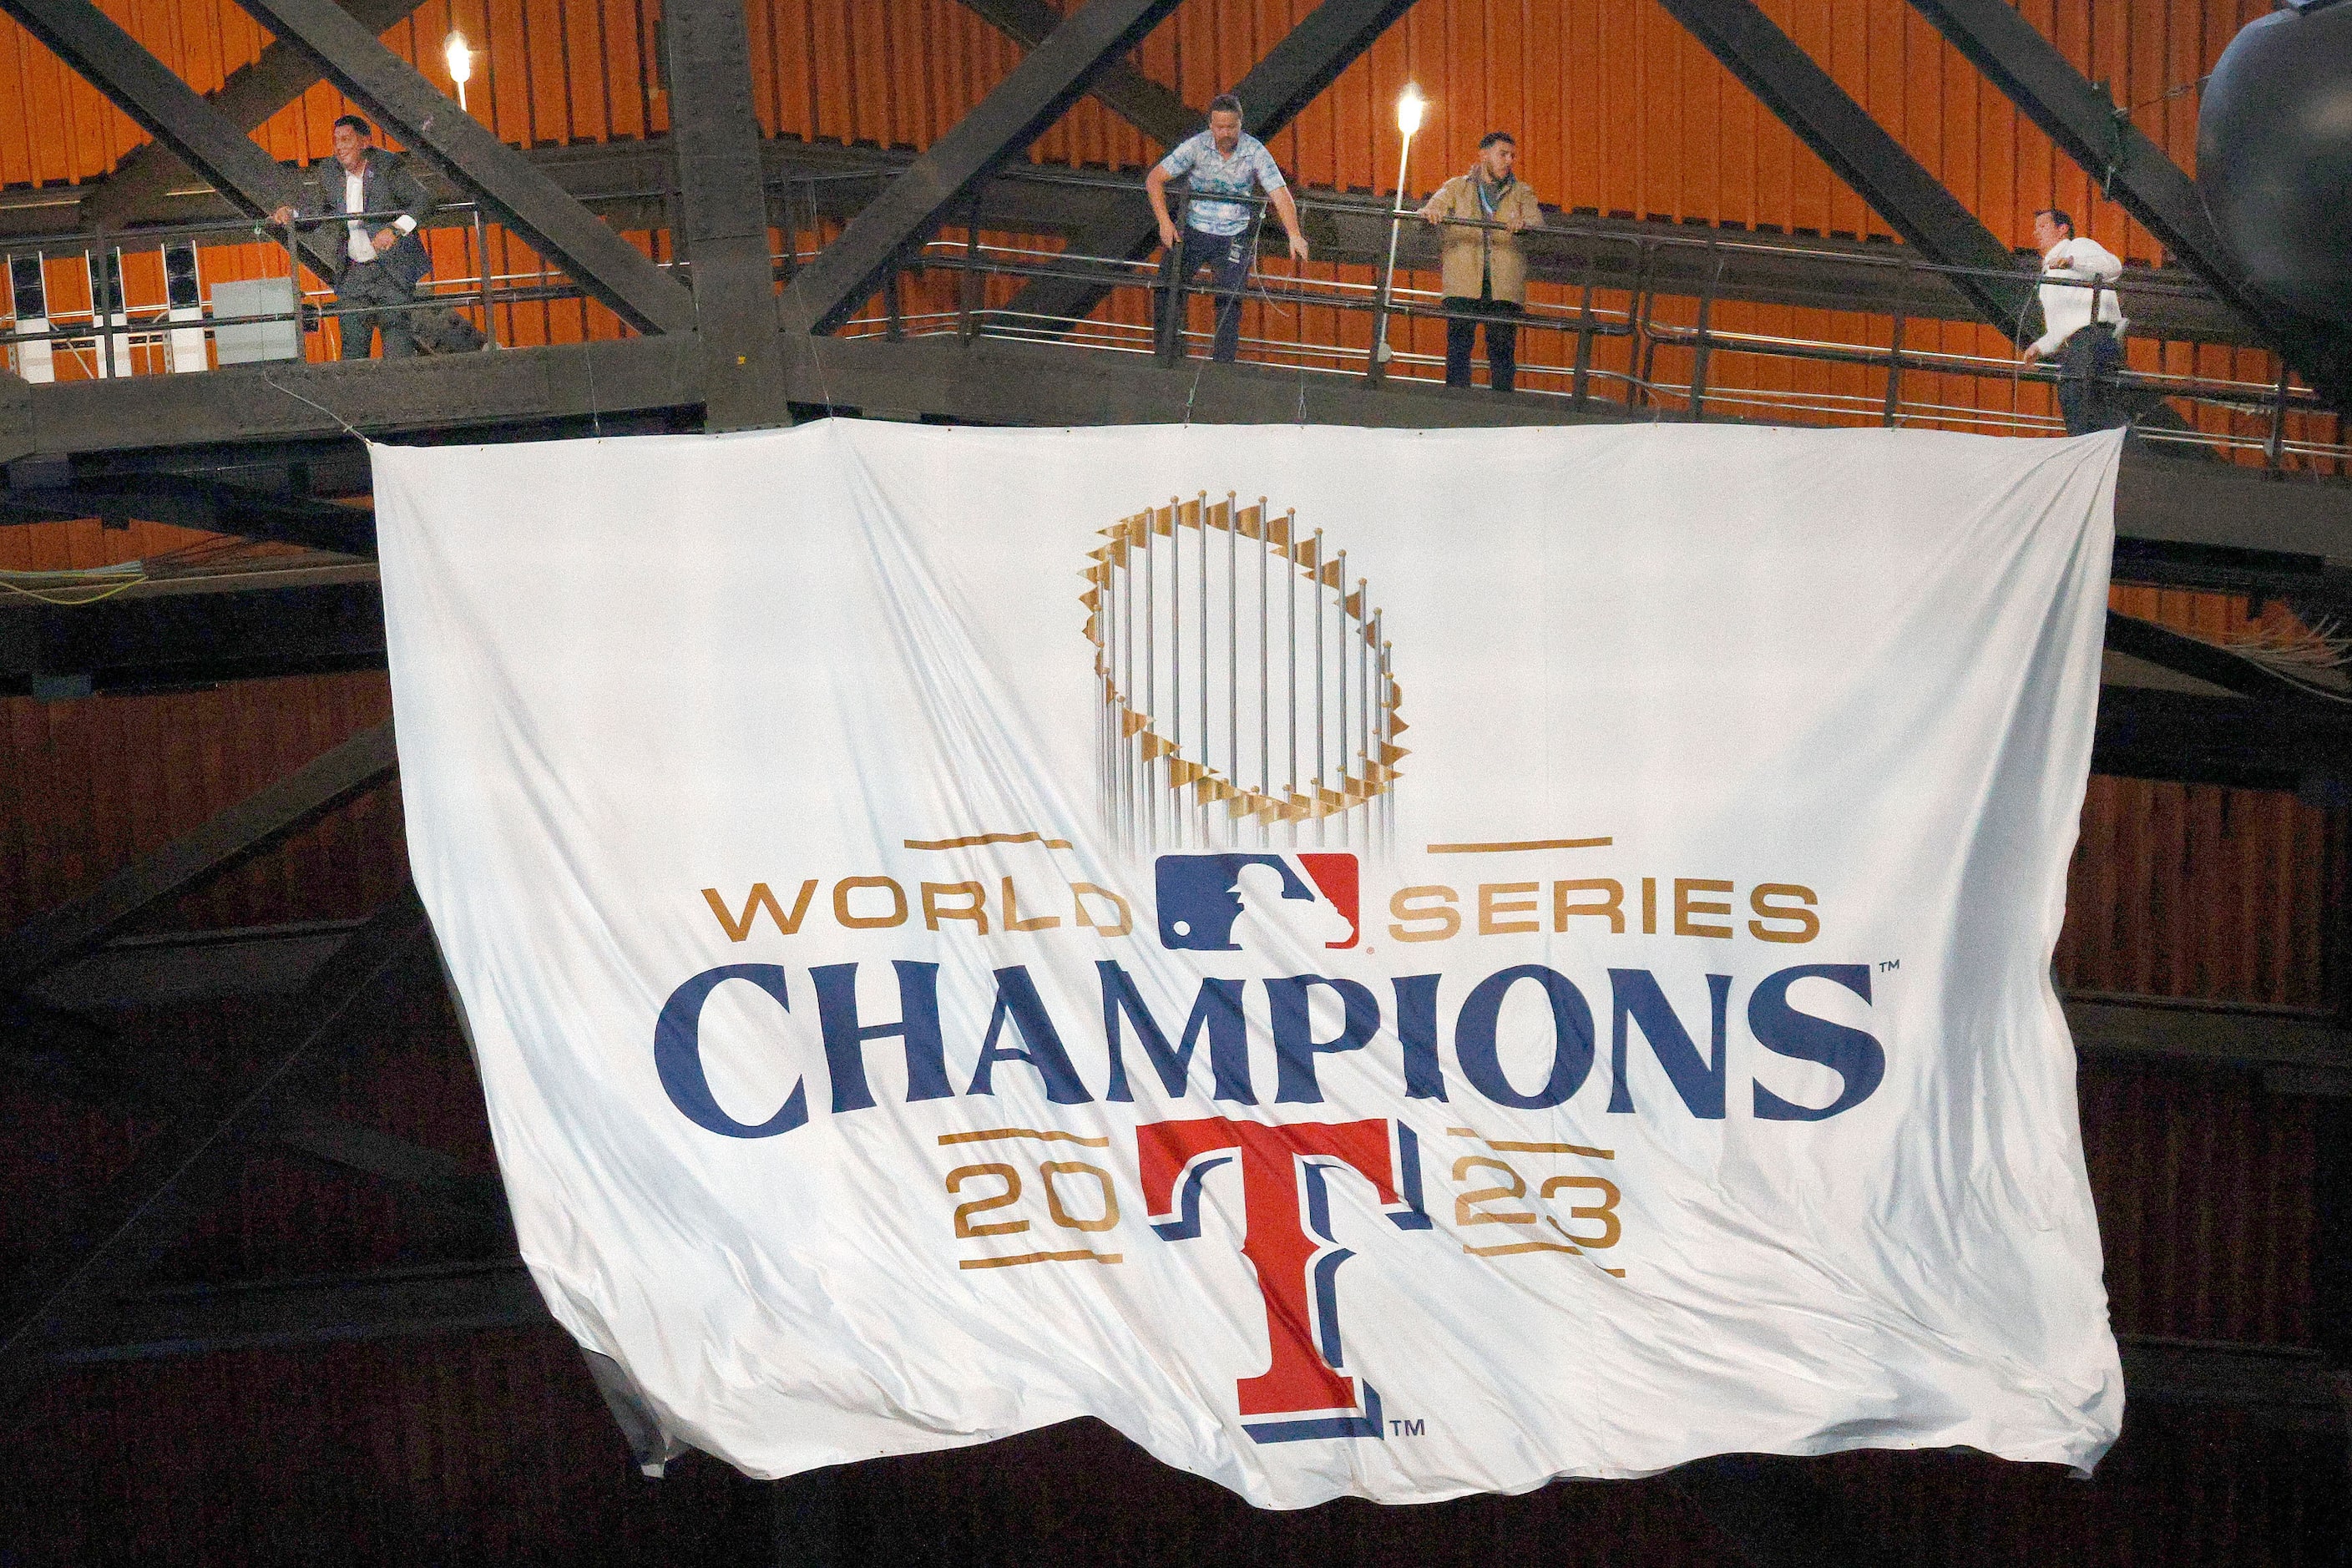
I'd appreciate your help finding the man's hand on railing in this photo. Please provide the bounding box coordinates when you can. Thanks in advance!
[270,205,296,226]
[1414,204,1533,233]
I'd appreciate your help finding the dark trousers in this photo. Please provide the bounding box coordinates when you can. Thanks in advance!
[1444,296,1522,391]
[336,260,422,360]
[2055,326,2127,435]
[1161,228,1250,362]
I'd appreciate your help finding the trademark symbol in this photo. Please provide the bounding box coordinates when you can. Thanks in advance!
[1879,959,1900,973]
[1388,1418,1425,1438]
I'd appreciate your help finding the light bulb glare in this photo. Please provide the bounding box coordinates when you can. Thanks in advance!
[444,32,473,84]
[1395,85,1424,136]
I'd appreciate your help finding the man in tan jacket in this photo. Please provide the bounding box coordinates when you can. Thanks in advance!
[1418,132,1542,392]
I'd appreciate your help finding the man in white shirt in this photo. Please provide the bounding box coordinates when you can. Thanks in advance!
[271,115,435,360]
[2021,207,2128,436]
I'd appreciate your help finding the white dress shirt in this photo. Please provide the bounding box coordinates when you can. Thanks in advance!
[2031,236,2125,357]
[342,166,418,265]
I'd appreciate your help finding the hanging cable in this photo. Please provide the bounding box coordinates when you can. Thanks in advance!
[2122,72,2213,118]
[0,564,145,606]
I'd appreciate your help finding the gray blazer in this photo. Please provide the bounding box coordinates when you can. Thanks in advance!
[301,149,434,289]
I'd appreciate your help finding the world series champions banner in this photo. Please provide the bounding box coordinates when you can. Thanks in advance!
[372,419,2127,1507]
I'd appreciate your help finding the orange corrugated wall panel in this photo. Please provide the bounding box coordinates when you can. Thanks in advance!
[3,0,2334,448]
[0,0,2278,243]
[2059,774,2337,1007]
[0,672,407,932]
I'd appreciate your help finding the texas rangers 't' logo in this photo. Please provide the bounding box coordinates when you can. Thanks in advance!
[1138,1117,1429,1442]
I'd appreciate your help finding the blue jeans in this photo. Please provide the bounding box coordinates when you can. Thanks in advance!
[1444,296,1522,391]
[1163,228,1250,362]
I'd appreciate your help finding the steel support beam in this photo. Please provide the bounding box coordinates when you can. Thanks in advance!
[29,921,361,1009]
[48,1258,548,1364]
[3,990,509,1228]
[1649,0,2035,339]
[789,340,2352,569]
[0,718,397,991]
[953,0,1199,149]
[0,333,704,465]
[3,331,2343,566]
[1904,0,2352,409]
[0,579,385,697]
[271,1096,508,1226]
[779,0,1187,336]
[2119,1338,2346,1430]
[0,0,340,277]
[773,338,2352,570]
[2093,682,2352,794]
[0,884,431,1404]
[81,0,429,230]
[996,0,1421,331]
[663,0,791,429]
[2066,997,2352,1096]
[22,438,380,501]
[2104,611,2348,704]
[0,470,374,555]
[232,0,697,336]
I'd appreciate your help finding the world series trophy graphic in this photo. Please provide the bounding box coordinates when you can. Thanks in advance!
[1085,493,1405,857]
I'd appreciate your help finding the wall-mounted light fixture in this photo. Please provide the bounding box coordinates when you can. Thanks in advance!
[445,33,474,113]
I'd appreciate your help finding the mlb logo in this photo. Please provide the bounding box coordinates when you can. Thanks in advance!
[1155,853,1359,952]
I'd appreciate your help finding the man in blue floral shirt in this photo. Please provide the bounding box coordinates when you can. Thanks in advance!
[1145,95,1311,362]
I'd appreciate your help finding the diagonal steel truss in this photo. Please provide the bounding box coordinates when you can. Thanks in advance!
[230,0,695,335]
[81,0,433,230]
[996,0,1424,334]
[1,0,341,277]
[1904,0,2351,411]
[780,0,1190,336]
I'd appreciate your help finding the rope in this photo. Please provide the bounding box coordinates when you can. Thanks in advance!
[260,368,366,441]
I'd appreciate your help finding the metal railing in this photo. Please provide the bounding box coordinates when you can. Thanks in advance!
[774,165,2342,472]
[0,195,664,377]
[6,161,2342,473]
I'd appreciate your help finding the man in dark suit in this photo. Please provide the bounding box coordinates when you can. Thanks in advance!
[271,114,434,359]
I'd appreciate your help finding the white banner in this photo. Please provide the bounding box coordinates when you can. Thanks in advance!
[374,419,2125,1507]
